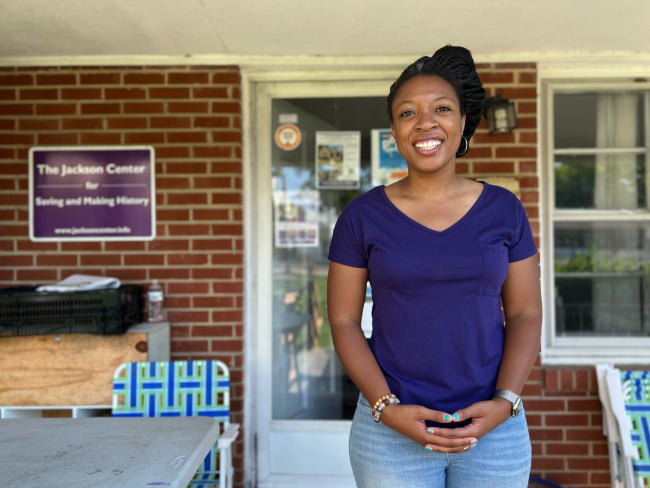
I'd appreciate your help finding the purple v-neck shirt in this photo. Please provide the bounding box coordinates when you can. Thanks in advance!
[328,181,538,415]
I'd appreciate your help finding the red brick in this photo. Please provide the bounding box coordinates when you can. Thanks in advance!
[192,326,234,337]
[169,224,210,236]
[168,282,209,294]
[211,253,242,265]
[155,147,190,159]
[546,414,589,426]
[168,102,209,113]
[211,162,241,174]
[519,72,537,83]
[124,73,165,84]
[212,73,240,84]
[36,74,76,85]
[20,88,58,100]
[521,191,539,204]
[166,132,207,143]
[528,429,563,441]
[478,72,514,84]
[155,209,190,221]
[211,340,243,352]
[36,103,76,115]
[124,102,164,114]
[150,117,191,129]
[518,101,536,114]
[471,132,514,144]
[156,177,190,189]
[560,369,573,390]
[167,311,210,323]
[531,458,564,470]
[0,225,27,236]
[0,75,33,86]
[232,87,241,100]
[192,87,228,99]
[149,88,189,99]
[104,117,145,129]
[61,88,101,100]
[0,149,15,159]
[546,443,589,455]
[193,239,232,251]
[105,88,146,99]
[3,255,33,266]
[212,102,240,114]
[592,472,615,483]
[17,269,58,281]
[171,325,190,337]
[167,254,209,265]
[194,147,232,158]
[36,254,77,266]
[0,133,34,145]
[0,206,14,215]
[0,119,15,129]
[519,132,537,144]
[80,133,120,144]
[194,117,229,128]
[568,399,603,411]
[518,117,536,129]
[545,473,589,484]
[523,399,565,411]
[495,63,536,69]
[212,283,243,295]
[38,133,78,145]
[0,194,28,205]
[496,147,537,158]
[194,209,229,220]
[0,269,14,279]
[169,72,210,84]
[568,458,610,470]
[566,429,606,441]
[521,383,542,396]
[168,193,207,205]
[212,131,241,143]
[212,193,241,204]
[592,443,609,455]
[124,132,165,144]
[124,254,165,266]
[166,296,191,309]
[149,269,190,280]
[576,370,589,390]
[80,73,121,85]
[194,296,234,308]
[172,340,209,353]
[81,103,120,115]
[192,268,232,279]
[61,242,101,251]
[473,162,514,173]
[110,268,147,280]
[148,239,189,251]
[463,147,491,158]
[167,162,206,174]
[0,104,34,115]
[104,242,146,251]
[194,177,231,189]
[212,310,242,322]
[80,254,121,266]
[62,118,103,130]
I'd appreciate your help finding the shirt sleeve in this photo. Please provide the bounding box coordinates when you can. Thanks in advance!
[507,197,538,263]
[327,204,368,268]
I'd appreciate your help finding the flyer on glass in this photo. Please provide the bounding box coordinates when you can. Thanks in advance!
[273,190,319,248]
[371,129,409,187]
[315,131,361,189]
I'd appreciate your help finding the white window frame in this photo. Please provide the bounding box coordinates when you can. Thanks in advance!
[539,69,650,365]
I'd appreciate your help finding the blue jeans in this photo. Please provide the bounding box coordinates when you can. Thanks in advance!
[349,393,531,488]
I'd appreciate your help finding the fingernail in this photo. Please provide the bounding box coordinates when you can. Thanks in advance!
[427,429,435,434]
[452,413,459,421]
[471,440,477,444]
[425,446,433,451]
[470,443,477,449]
[443,414,451,421]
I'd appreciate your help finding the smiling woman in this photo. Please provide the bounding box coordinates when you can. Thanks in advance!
[327,46,542,488]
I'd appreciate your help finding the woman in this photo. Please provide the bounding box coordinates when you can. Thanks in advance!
[327,45,542,488]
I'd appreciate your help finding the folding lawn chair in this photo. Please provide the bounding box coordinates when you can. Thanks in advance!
[112,360,239,488]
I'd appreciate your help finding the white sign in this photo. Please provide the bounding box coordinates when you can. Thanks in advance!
[371,129,409,187]
[279,113,298,124]
[273,190,319,248]
[315,131,360,189]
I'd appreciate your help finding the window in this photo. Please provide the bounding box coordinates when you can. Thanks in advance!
[542,79,650,364]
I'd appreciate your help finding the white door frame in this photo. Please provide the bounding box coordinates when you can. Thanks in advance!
[242,71,398,487]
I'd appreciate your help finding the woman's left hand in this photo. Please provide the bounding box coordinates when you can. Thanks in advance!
[428,398,512,446]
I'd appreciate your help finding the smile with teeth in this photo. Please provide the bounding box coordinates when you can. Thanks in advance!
[414,140,442,149]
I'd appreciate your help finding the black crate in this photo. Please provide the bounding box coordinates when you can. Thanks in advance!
[0,285,143,337]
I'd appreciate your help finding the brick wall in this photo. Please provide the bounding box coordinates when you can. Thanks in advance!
[0,61,610,487]
[0,65,246,486]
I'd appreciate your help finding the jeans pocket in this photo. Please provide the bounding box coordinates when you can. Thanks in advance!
[476,245,509,297]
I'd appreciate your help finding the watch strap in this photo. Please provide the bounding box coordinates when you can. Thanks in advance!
[492,389,523,417]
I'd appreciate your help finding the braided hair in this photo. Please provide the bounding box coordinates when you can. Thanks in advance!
[387,45,485,157]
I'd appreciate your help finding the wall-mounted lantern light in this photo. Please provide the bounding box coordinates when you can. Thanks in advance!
[483,89,517,134]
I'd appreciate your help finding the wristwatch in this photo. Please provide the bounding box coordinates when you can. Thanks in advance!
[492,389,523,418]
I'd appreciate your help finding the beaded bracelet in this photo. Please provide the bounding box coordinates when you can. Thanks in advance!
[372,394,400,423]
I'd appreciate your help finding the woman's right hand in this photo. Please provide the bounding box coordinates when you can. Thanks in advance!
[380,404,477,453]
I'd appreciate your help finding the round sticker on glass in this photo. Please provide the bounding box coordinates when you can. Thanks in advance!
[275,124,302,151]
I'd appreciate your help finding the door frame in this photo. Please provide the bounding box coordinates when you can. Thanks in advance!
[242,70,399,487]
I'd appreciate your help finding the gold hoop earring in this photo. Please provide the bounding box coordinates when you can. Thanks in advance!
[456,135,469,157]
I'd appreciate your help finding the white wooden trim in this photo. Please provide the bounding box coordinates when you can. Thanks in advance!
[553,147,646,155]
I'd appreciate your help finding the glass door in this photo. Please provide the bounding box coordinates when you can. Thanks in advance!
[253,80,393,486]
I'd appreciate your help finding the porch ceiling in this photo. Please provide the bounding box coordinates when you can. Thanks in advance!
[1,0,648,59]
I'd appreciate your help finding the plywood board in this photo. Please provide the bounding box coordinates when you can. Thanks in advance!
[0,333,148,406]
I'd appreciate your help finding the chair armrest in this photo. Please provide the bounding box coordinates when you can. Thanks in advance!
[605,369,639,460]
[218,423,240,449]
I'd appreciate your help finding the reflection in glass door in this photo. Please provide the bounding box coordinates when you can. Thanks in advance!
[271,97,385,421]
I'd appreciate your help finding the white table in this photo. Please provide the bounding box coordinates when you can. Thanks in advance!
[0,417,221,488]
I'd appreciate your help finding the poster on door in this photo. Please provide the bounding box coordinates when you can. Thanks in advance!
[273,190,319,248]
[29,146,156,242]
[371,129,409,187]
[315,131,360,189]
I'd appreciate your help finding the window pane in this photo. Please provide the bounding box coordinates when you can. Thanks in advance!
[554,221,650,337]
[555,154,647,209]
[554,92,645,149]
